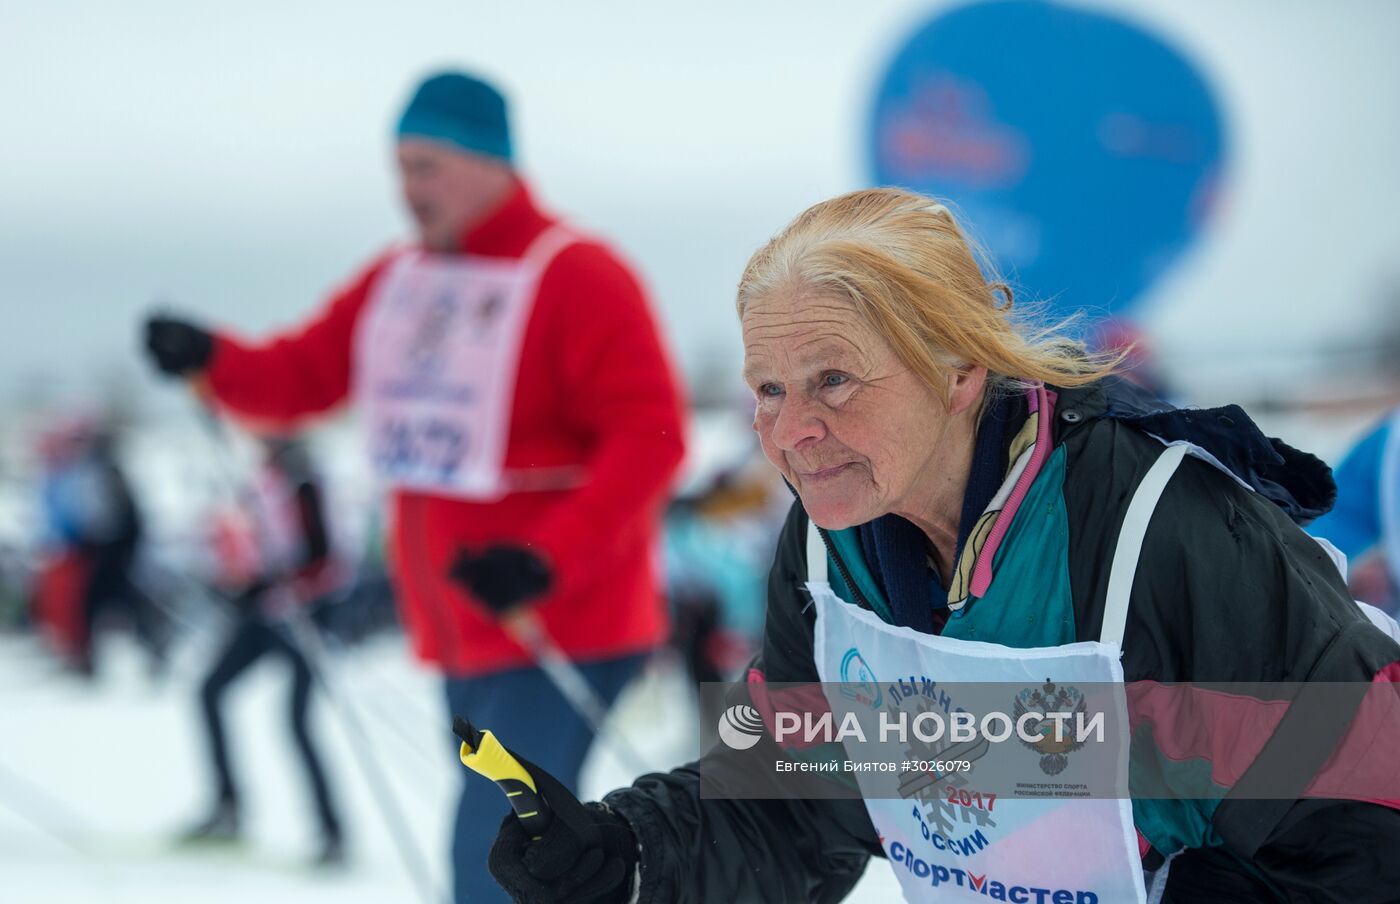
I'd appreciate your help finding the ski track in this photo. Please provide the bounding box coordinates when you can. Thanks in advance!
[0,632,903,902]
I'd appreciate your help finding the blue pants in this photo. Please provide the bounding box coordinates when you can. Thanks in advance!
[444,652,646,904]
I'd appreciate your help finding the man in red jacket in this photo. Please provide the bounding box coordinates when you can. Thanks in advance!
[143,70,686,903]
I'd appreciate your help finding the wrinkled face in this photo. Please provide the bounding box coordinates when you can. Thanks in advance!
[742,290,976,530]
[396,139,513,251]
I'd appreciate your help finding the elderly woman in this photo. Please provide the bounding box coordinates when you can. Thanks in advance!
[482,189,1400,903]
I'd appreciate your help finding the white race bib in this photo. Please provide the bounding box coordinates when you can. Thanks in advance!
[354,227,575,500]
[811,584,1144,904]
[805,443,1188,902]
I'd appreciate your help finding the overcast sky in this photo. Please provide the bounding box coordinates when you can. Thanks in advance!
[3,0,1399,411]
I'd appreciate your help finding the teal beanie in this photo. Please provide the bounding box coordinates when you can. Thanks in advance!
[396,71,512,163]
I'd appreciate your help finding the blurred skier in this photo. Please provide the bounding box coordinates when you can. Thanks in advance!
[34,417,165,676]
[142,70,685,901]
[1310,406,1400,613]
[179,436,345,866]
[665,455,784,684]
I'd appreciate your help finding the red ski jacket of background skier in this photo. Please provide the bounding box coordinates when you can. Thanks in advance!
[202,181,686,675]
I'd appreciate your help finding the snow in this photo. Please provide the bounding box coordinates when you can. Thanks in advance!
[0,630,903,903]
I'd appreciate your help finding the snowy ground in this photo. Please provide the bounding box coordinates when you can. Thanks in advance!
[0,629,903,903]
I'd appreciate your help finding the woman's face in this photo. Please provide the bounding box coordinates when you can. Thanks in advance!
[742,290,980,530]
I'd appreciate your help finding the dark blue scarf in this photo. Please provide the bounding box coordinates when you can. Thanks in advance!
[857,391,1024,634]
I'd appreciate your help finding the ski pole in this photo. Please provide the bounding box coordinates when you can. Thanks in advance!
[500,611,650,776]
[280,600,448,904]
[0,757,95,857]
[452,716,551,840]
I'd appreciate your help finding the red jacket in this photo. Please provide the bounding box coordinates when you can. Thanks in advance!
[206,182,686,675]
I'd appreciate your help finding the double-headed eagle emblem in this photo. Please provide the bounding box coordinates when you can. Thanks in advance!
[1012,679,1088,776]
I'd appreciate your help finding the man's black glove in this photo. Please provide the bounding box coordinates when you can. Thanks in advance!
[144,314,213,377]
[448,545,553,615]
[488,751,638,903]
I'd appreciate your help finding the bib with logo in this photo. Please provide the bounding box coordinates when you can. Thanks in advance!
[354,226,576,500]
[808,443,1188,903]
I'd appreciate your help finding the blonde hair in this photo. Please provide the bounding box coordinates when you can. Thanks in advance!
[736,188,1123,402]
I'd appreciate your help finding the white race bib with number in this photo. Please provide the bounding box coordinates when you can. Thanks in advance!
[354,227,575,500]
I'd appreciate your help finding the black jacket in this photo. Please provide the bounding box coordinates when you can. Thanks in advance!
[606,380,1400,902]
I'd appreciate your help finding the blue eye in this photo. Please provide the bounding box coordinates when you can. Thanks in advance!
[822,373,848,387]
[758,383,783,397]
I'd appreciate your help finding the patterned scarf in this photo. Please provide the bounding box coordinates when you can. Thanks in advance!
[948,383,1057,610]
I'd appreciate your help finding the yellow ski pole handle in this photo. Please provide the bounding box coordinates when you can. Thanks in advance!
[453,716,552,840]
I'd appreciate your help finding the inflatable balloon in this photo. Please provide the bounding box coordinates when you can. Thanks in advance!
[869,0,1227,325]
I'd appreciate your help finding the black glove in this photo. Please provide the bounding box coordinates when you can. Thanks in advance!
[144,314,213,377]
[448,545,553,615]
[488,751,638,904]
